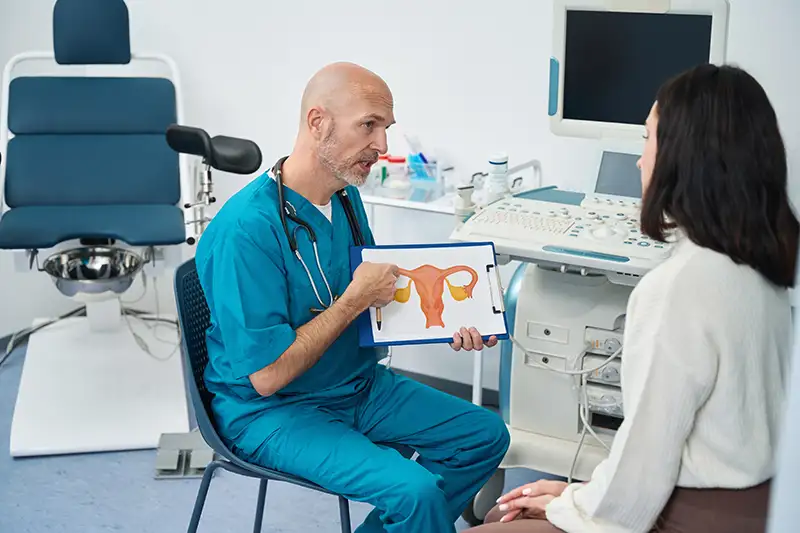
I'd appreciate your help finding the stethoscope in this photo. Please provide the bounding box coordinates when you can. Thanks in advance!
[273,156,366,312]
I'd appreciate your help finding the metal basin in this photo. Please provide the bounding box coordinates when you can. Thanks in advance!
[42,246,144,298]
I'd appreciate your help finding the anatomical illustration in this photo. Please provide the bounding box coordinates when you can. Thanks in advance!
[393,264,479,328]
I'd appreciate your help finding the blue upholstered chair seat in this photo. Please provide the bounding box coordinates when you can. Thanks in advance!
[0,204,185,249]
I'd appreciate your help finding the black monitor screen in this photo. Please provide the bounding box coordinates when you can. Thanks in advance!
[563,10,712,125]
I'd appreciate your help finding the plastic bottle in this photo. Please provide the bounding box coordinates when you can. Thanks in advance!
[483,152,509,205]
[370,154,389,191]
[384,156,410,199]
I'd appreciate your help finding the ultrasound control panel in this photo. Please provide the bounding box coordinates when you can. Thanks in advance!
[450,188,673,281]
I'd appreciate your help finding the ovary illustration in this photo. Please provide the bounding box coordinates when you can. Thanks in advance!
[394,265,479,328]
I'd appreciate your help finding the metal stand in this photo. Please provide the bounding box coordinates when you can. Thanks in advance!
[184,161,216,245]
[155,430,217,479]
[472,349,484,406]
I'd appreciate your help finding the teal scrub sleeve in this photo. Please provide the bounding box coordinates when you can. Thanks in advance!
[212,223,297,380]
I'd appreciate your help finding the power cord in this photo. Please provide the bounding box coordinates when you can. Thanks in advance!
[122,308,180,362]
[0,306,88,370]
[122,278,180,362]
[506,333,622,483]
[1,275,181,370]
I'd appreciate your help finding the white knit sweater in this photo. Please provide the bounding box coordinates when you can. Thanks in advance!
[545,236,793,533]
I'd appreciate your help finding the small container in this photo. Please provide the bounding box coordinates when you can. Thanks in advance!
[363,154,390,192]
[484,152,510,205]
[382,156,410,199]
[376,154,389,186]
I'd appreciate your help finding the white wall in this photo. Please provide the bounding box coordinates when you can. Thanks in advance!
[1,0,798,390]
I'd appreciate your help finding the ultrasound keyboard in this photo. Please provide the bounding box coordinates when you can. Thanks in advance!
[450,194,673,278]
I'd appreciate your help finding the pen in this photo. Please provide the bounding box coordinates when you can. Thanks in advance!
[376,307,382,331]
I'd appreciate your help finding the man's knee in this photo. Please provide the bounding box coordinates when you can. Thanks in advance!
[472,407,511,460]
[394,467,449,514]
[489,412,511,458]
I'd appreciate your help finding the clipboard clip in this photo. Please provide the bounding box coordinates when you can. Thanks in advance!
[486,264,505,315]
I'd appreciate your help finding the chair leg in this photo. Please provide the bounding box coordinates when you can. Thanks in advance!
[252,479,268,533]
[338,496,351,533]
[187,460,221,533]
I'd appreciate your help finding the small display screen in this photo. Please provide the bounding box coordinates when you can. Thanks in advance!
[595,151,642,199]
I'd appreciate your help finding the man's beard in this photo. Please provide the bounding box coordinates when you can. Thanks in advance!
[318,124,377,187]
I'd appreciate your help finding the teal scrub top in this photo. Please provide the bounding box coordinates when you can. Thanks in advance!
[194,170,383,439]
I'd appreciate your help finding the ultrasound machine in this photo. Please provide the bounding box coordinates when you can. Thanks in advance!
[450,0,730,523]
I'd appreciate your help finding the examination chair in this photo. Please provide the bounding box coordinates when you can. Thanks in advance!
[174,257,353,533]
[0,0,195,456]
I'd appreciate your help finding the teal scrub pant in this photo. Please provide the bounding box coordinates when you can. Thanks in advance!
[230,365,510,532]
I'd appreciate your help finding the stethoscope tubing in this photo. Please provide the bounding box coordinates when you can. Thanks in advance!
[273,156,365,310]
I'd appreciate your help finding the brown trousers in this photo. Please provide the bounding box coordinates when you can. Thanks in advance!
[466,481,771,533]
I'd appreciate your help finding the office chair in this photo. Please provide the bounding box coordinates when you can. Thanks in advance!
[174,259,353,533]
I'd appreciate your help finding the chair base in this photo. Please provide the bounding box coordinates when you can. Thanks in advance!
[187,459,353,533]
[9,315,190,457]
[155,430,217,479]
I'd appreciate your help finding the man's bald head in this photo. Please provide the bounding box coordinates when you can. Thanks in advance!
[300,62,392,119]
[294,62,395,188]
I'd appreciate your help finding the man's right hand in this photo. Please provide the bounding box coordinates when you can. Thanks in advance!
[348,261,399,308]
[249,261,397,397]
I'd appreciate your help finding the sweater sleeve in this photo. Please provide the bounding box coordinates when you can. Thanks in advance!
[545,272,719,533]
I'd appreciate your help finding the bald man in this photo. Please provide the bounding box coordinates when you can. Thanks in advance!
[194,62,509,532]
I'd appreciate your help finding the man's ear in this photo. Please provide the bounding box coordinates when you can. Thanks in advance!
[307,107,325,140]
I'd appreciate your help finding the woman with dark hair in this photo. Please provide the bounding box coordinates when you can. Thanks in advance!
[466,63,798,533]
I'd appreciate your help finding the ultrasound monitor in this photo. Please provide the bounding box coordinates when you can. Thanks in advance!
[548,0,729,140]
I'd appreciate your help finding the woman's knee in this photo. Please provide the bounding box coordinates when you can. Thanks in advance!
[483,503,506,524]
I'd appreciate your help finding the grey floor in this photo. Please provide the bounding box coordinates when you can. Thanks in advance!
[0,344,546,533]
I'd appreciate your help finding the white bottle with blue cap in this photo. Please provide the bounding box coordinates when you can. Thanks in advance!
[484,152,509,205]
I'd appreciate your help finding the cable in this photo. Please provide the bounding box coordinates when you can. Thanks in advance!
[122,297,180,363]
[568,416,588,484]
[508,334,622,376]
[119,268,180,362]
[1,266,180,370]
[0,306,87,371]
[506,334,622,483]
[122,310,180,362]
[120,271,148,305]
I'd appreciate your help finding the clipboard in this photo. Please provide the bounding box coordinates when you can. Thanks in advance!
[349,241,509,348]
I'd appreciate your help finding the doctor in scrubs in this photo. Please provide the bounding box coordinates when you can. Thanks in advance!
[194,62,510,532]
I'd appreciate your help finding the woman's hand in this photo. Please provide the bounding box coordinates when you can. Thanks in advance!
[497,494,555,522]
[495,480,569,522]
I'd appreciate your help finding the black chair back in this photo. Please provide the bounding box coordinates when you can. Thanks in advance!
[174,259,236,462]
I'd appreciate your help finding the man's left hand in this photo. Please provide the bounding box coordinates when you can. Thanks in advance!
[449,327,498,351]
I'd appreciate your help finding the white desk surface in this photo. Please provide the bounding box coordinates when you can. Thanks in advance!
[360,192,456,215]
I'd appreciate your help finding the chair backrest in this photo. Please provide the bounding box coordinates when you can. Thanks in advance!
[3,0,180,211]
[174,259,231,456]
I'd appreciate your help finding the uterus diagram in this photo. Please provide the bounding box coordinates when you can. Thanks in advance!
[393,265,479,328]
